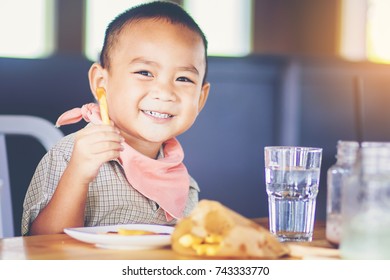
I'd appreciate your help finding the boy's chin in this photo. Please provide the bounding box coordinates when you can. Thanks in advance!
[140,132,176,144]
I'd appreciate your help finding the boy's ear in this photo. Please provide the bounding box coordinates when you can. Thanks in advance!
[88,62,108,100]
[198,82,210,113]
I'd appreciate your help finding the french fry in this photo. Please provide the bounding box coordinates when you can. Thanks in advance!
[96,87,110,125]
[178,233,222,256]
[103,229,165,236]
[117,229,156,236]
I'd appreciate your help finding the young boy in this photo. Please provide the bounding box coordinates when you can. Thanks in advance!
[22,1,210,235]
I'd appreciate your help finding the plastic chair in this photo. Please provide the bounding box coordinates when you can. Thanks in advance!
[0,115,64,238]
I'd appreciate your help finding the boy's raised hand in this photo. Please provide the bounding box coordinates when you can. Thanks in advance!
[69,124,124,184]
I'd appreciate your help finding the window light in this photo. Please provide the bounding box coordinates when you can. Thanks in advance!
[0,0,54,58]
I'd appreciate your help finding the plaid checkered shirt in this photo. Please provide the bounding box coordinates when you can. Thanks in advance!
[21,133,200,236]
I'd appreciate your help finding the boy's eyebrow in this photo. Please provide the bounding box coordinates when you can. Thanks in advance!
[130,57,200,75]
[177,65,199,76]
[130,57,158,66]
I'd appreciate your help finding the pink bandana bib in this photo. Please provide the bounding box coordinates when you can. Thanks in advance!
[56,103,190,221]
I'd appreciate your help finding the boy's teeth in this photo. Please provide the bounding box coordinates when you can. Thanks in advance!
[144,110,172,119]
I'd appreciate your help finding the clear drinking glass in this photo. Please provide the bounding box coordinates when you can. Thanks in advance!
[264,146,322,242]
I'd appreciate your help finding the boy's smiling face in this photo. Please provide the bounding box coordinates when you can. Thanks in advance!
[91,18,210,156]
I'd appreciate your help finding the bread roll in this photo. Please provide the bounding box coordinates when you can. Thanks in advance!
[171,200,289,259]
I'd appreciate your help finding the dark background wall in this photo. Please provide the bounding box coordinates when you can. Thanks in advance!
[253,0,341,56]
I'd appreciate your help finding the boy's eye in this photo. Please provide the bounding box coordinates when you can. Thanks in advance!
[135,70,153,77]
[176,76,194,83]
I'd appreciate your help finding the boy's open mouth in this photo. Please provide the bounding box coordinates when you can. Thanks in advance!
[142,110,174,119]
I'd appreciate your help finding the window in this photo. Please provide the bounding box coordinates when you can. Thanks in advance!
[84,0,153,62]
[366,0,390,63]
[84,0,252,61]
[339,0,390,63]
[339,0,367,61]
[183,0,252,57]
[0,0,54,58]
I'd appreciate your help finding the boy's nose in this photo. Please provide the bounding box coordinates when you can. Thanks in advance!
[150,81,177,102]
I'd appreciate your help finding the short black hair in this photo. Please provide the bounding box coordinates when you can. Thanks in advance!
[100,1,208,83]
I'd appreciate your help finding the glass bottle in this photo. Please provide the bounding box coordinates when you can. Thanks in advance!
[326,140,359,245]
[340,144,390,259]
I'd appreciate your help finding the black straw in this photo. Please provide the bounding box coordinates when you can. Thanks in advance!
[353,76,364,143]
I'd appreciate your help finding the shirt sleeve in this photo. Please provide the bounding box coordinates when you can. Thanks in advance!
[21,148,69,235]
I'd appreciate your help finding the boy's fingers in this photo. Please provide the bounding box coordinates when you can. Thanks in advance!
[87,149,121,165]
[78,123,121,137]
[76,130,124,145]
[89,141,124,155]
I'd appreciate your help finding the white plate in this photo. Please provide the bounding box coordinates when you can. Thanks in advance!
[64,224,174,250]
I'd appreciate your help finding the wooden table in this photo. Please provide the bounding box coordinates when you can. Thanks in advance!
[0,218,338,260]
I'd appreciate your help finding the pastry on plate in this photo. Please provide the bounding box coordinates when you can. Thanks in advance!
[171,200,289,259]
